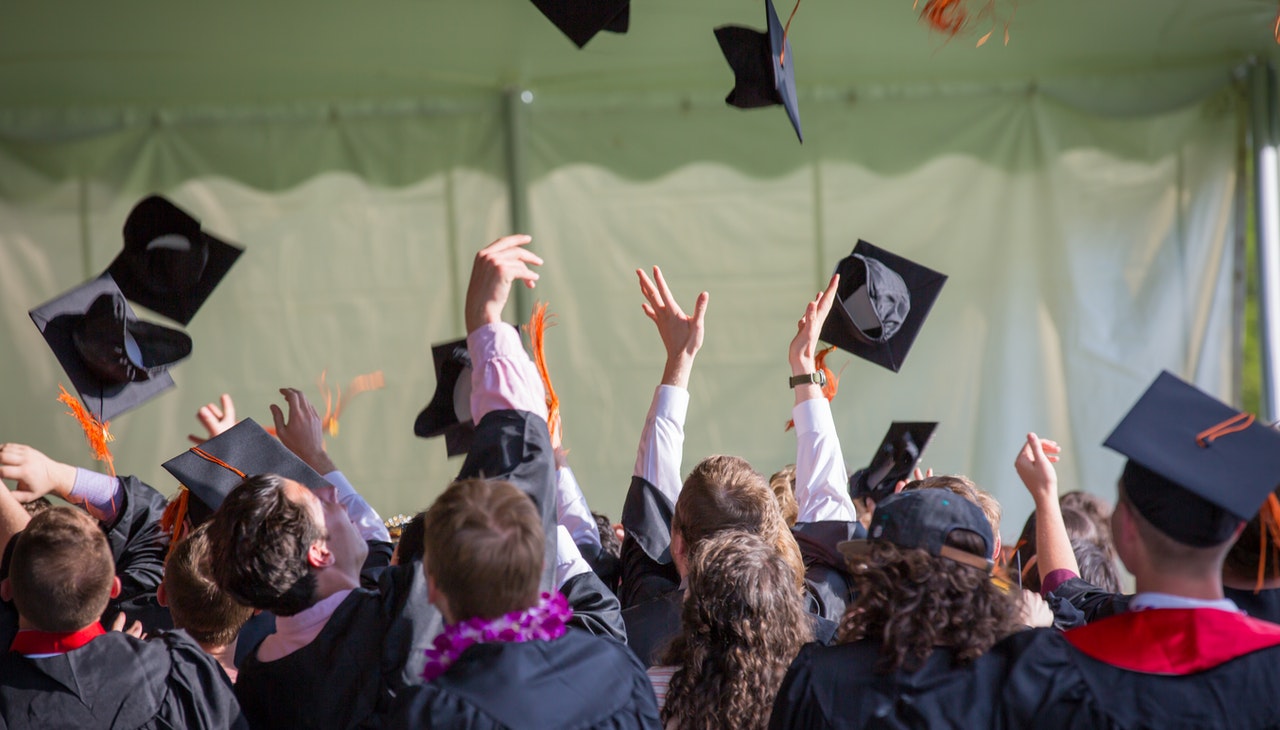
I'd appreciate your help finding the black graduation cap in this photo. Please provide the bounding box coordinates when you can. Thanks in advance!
[1103,371,1280,547]
[29,274,189,422]
[820,240,948,373]
[163,418,331,523]
[105,195,243,326]
[413,339,476,457]
[849,422,938,503]
[715,0,803,142]
[529,0,630,48]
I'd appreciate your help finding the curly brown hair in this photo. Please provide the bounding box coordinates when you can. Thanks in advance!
[659,530,812,730]
[837,529,1022,673]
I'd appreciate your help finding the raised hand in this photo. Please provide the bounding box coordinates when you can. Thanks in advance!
[0,443,76,503]
[636,266,709,389]
[465,235,543,334]
[270,388,337,475]
[789,273,840,374]
[188,393,238,445]
[1015,432,1061,506]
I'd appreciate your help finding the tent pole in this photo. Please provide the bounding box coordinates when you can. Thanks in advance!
[503,88,534,325]
[1250,60,1280,421]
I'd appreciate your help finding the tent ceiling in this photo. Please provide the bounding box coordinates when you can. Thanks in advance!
[1,0,1277,110]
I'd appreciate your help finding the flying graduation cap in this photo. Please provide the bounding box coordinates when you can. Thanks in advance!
[530,0,630,48]
[30,274,190,422]
[413,338,476,457]
[106,195,243,326]
[1104,371,1280,547]
[820,240,948,373]
[715,0,803,142]
[849,422,939,503]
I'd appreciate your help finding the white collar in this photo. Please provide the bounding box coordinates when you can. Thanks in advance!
[1129,592,1240,613]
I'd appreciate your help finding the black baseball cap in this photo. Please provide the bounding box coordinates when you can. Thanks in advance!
[839,488,994,572]
[529,0,629,48]
[820,239,948,372]
[413,338,476,457]
[849,422,939,503]
[106,195,243,326]
[715,0,803,142]
[1104,371,1280,547]
[29,274,186,422]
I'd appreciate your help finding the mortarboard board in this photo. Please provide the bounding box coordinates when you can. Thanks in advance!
[163,418,331,524]
[29,274,188,422]
[715,0,803,142]
[839,488,994,573]
[820,240,948,373]
[106,195,243,326]
[413,339,476,457]
[848,421,938,503]
[529,0,630,48]
[1104,371,1280,547]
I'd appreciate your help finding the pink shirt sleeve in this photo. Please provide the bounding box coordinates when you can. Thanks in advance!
[467,323,548,422]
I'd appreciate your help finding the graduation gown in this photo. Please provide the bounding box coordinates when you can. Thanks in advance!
[1224,585,1280,624]
[390,628,661,730]
[0,629,246,729]
[996,609,1280,729]
[767,639,1010,730]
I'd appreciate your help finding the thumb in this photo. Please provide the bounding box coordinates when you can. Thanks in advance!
[187,434,206,446]
[270,403,287,434]
[1027,432,1048,463]
[692,291,710,325]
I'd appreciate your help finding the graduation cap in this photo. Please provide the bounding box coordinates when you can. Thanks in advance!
[105,195,243,326]
[163,418,331,525]
[819,240,948,372]
[849,422,938,503]
[529,0,629,48]
[715,0,803,142]
[29,274,188,422]
[1104,371,1280,547]
[839,488,995,573]
[413,339,476,457]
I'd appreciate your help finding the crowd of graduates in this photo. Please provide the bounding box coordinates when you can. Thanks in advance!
[4,223,1280,729]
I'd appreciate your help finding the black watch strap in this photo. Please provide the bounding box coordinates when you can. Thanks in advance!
[789,372,826,388]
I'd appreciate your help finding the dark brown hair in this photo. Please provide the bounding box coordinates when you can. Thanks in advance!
[423,478,543,621]
[164,523,254,646]
[206,474,322,617]
[838,529,1022,673]
[660,530,812,730]
[10,507,115,632]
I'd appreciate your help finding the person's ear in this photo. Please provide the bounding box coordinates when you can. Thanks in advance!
[427,573,453,624]
[672,529,689,578]
[992,533,1003,562]
[307,541,335,569]
[156,583,168,608]
[109,576,122,599]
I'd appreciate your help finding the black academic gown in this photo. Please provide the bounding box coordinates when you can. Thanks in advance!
[0,629,246,729]
[390,628,661,730]
[1224,585,1280,624]
[995,609,1280,730]
[767,639,1011,730]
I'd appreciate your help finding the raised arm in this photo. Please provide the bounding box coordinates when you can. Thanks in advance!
[789,274,856,524]
[1014,433,1078,589]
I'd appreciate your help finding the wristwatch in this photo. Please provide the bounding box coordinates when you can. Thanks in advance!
[789,371,827,388]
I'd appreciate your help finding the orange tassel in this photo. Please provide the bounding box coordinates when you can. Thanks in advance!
[56,384,116,478]
[318,369,386,437]
[524,302,561,447]
[160,488,192,558]
[1258,494,1280,593]
[784,346,841,431]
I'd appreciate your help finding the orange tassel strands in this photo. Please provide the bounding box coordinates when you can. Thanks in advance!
[56,384,116,477]
[159,488,193,557]
[524,302,562,447]
[318,370,386,437]
[1256,494,1280,593]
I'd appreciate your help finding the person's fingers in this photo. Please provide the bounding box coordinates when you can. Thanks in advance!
[270,403,287,435]
[110,612,126,632]
[641,303,658,322]
[1028,433,1049,464]
[205,402,224,422]
[636,269,661,307]
[691,291,709,328]
[11,491,40,504]
[484,234,533,254]
[925,468,934,478]
[187,434,206,445]
[815,274,840,317]
[653,267,682,315]
[913,467,924,481]
[219,393,235,420]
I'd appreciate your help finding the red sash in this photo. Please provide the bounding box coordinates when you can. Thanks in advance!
[1066,608,1280,675]
[9,622,107,656]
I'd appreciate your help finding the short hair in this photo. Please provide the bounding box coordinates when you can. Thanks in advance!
[674,455,805,590]
[593,511,621,561]
[660,530,812,730]
[205,474,322,617]
[395,510,427,565]
[1118,486,1230,577]
[909,475,1002,539]
[1072,537,1123,593]
[21,496,53,517]
[10,507,115,632]
[164,523,254,647]
[423,479,543,621]
[769,464,799,528]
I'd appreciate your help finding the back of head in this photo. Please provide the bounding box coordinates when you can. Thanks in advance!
[205,474,321,617]
[769,464,799,528]
[395,510,428,565]
[423,478,543,621]
[10,507,114,632]
[164,523,254,646]
[661,530,812,730]
[909,475,1002,541]
[675,455,805,589]
[1071,536,1123,593]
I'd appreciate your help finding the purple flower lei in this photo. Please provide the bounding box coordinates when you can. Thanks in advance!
[421,591,572,682]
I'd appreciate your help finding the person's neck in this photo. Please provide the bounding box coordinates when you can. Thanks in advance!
[1134,571,1225,601]
[201,639,239,684]
[312,568,360,601]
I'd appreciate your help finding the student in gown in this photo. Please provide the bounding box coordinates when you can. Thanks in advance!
[996,373,1280,729]
[0,500,246,728]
